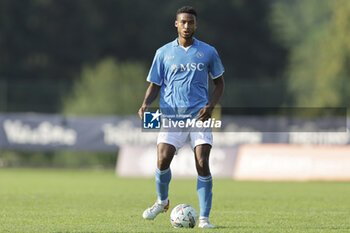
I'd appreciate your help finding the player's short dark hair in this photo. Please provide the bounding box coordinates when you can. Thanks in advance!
[176,6,197,19]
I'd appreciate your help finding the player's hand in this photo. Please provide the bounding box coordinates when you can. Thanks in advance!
[138,105,148,120]
[197,105,214,122]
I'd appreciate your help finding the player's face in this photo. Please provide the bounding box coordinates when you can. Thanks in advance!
[175,13,197,39]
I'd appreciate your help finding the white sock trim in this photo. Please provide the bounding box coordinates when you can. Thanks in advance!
[198,174,212,182]
[156,167,170,175]
[157,197,168,205]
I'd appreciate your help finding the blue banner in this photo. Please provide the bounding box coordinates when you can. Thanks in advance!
[0,113,143,151]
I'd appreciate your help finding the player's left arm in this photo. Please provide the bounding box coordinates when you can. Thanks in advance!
[197,75,225,121]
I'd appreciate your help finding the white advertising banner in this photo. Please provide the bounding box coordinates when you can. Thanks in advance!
[234,144,350,181]
[116,145,239,178]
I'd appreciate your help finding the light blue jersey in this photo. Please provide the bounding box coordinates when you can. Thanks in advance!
[147,38,224,118]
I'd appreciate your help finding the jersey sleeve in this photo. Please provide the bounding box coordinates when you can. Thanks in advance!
[146,50,164,86]
[208,48,224,79]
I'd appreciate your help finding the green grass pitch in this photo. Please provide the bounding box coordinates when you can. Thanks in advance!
[0,168,349,232]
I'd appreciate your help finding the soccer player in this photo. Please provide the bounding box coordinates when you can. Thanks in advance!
[138,6,224,228]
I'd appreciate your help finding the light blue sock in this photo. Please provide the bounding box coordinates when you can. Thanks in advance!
[155,168,171,201]
[197,174,213,217]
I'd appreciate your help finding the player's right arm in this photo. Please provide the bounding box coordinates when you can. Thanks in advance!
[138,83,161,120]
[139,48,164,120]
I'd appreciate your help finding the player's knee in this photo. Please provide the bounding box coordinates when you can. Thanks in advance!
[158,154,172,170]
[196,157,210,176]
[197,156,209,167]
[157,144,176,170]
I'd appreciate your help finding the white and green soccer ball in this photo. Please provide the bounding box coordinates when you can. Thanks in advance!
[170,204,198,228]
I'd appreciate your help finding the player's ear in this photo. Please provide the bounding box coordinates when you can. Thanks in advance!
[175,20,178,28]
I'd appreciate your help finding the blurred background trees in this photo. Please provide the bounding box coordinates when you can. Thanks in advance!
[62,58,148,115]
[0,0,348,114]
[272,0,350,108]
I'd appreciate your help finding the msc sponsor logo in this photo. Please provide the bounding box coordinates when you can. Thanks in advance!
[170,63,205,73]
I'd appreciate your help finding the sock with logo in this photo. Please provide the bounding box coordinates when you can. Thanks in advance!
[197,174,213,218]
[155,167,171,201]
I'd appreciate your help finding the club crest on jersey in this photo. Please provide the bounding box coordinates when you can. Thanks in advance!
[171,63,205,72]
[196,51,204,59]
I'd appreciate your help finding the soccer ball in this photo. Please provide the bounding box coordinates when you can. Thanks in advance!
[170,204,198,228]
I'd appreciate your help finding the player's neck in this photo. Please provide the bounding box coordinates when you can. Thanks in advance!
[178,36,194,48]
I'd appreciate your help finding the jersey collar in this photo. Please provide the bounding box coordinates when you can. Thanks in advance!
[172,37,199,47]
